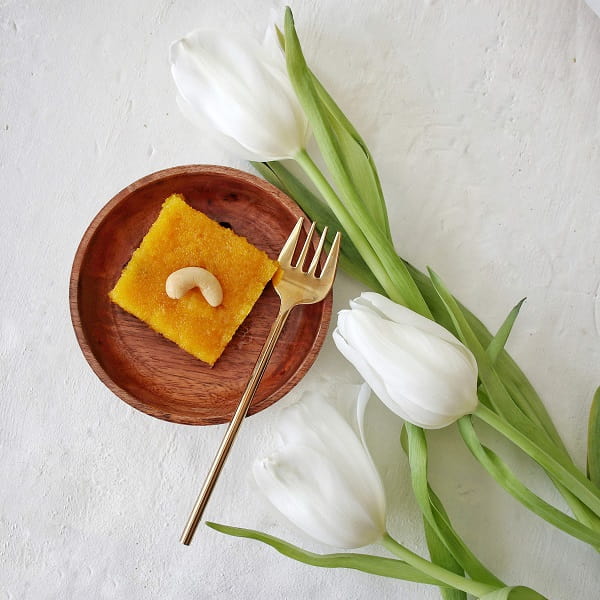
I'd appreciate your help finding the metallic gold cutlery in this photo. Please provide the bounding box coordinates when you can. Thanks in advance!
[180,218,341,545]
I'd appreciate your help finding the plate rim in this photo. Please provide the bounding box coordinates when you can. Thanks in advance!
[69,164,333,426]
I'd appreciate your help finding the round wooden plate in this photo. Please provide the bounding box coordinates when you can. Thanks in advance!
[69,165,333,425]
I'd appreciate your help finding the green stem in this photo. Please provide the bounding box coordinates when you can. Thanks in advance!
[551,479,600,536]
[294,149,394,294]
[458,416,600,547]
[294,149,432,318]
[407,264,600,532]
[405,265,566,447]
[253,160,385,292]
[474,404,600,517]
[403,424,506,586]
[427,268,600,530]
[306,69,393,242]
[381,532,498,597]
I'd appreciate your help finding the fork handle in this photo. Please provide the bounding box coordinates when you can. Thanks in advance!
[180,305,293,545]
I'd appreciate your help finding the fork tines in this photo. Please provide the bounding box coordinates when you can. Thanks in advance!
[278,218,341,280]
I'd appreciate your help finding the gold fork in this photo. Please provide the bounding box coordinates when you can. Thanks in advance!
[180,218,341,545]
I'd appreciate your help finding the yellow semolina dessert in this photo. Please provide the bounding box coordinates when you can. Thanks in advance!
[109,194,279,366]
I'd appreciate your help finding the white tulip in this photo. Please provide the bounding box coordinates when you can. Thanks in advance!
[253,384,386,549]
[333,292,478,429]
[169,28,309,161]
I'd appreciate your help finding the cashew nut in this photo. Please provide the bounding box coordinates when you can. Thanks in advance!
[165,267,223,307]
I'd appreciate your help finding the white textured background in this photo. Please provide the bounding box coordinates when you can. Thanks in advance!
[2,1,599,598]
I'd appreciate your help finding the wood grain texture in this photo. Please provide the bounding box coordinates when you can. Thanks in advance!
[69,165,332,425]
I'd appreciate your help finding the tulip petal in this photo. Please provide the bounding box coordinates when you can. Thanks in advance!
[169,30,308,161]
[354,292,467,349]
[254,395,386,549]
[356,382,371,447]
[254,444,382,549]
[343,309,476,423]
[277,399,385,507]
[336,323,455,428]
[335,294,479,429]
[175,95,268,162]
[333,326,395,409]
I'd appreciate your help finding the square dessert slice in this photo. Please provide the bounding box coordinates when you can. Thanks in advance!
[109,194,279,366]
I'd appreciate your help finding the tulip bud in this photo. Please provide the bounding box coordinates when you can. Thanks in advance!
[253,384,386,549]
[333,292,479,429]
[169,29,309,161]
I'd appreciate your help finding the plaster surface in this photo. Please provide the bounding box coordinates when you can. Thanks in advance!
[1,1,599,598]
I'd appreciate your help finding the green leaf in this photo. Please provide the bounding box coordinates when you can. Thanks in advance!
[281,5,593,530]
[404,424,504,588]
[588,387,600,487]
[474,403,600,518]
[406,263,567,452]
[422,519,467,600]
[273,146,600,536]
[486,299,526,365]
[401,426,467,600]
[427,268,559,458]
[381,533,498,597]
[283,8,430,316]
[251,160,384,292]
[407,263,600,530]
[308,71,392,242]
[277,18,391,242]
[279,6,598,540]
[480,586,548,600]
[206,522,446,586]
[251,161,332,227]
[428,268,600,519]
[457,416,600,547]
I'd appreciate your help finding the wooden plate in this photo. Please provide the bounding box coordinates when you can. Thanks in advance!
[69,165,332,425]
